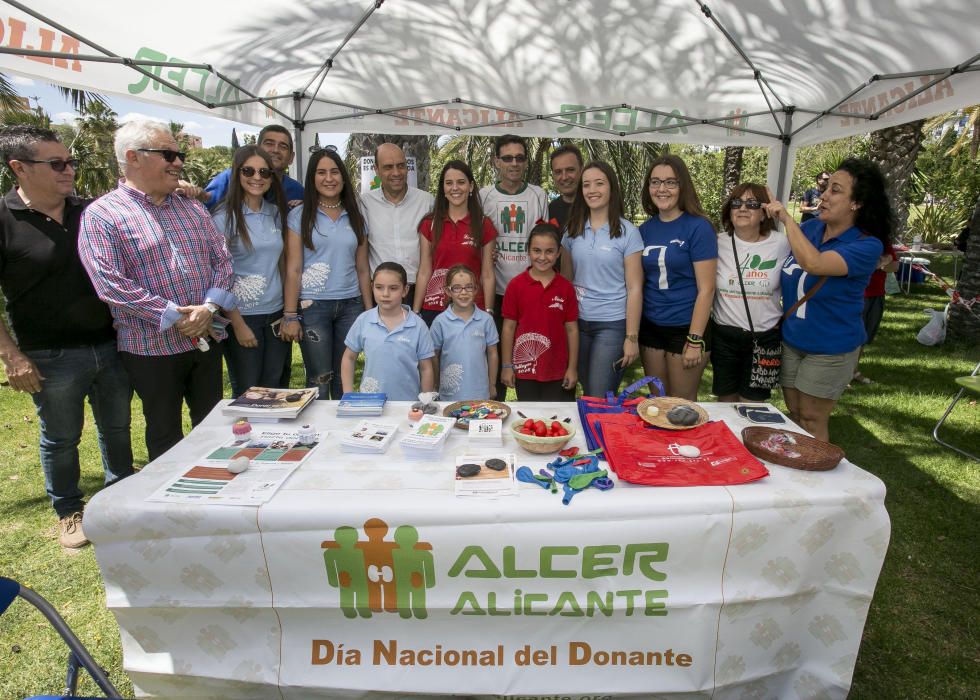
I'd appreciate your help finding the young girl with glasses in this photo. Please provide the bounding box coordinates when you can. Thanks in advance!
[637,154,718,400]
[211,145,289,397]
[429,265,499,401]
[341,262,435,401]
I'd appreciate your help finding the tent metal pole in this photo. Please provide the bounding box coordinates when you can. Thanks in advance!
[774,109,794,202]
[293,92,305,183]
[0,47,210,69]
[299,0,387,122]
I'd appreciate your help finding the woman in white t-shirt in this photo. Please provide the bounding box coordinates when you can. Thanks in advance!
[710,183,790,402]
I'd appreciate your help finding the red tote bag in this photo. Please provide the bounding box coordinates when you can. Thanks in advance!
[595,414,769,487]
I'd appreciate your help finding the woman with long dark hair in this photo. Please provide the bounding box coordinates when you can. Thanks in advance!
[212,145,289,397]
[710,183,790,402]
[559,161,644,396]
[281,148,371,399]
[413,160,496,327]
[763,157,891,442]
[637,154,718,400]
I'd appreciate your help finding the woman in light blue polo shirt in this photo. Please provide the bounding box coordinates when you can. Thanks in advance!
[764,158,889,443]
[282,148,372,399]
[212,146,289,398]
[560,161,644,397]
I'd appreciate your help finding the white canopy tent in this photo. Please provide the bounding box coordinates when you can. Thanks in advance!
[1,0,978,198]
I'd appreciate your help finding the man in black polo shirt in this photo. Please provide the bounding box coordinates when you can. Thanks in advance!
[0,126,133,549]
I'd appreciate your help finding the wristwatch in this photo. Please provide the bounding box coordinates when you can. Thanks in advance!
[204,302,220,315]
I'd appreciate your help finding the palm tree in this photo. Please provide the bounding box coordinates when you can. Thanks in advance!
[947,193,979,342]
[70,100,119,196]
[722,147,744,199]
[868,120,925,242]
[0,106,53,193]
[925,105,980,159]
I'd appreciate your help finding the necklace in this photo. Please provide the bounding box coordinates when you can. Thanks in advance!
[318,200,342,210]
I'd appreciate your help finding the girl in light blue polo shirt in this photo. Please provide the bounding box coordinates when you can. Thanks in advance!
[431,265,499,401]
[212,146,290,398]
[560,161,644,397]
[282,149,372,399]
[341,262,435,401]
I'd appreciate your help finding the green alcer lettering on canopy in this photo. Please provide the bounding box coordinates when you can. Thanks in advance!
[127,46,242,110]
[558,104,691,135]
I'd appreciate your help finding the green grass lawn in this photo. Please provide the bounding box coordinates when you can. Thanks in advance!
[1,256,977,698]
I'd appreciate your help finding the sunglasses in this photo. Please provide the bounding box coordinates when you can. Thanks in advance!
[309,144,339,155]
[649,178,680,190]
[730,199,763,210]
[448,284,477,293]
[138,148,186,163]
[19,158,80,172]
[498,154,527,163]
[239,166,273,179]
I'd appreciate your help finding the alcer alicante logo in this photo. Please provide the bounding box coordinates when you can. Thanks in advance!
[322,518,674,621]
[321,517,435,619]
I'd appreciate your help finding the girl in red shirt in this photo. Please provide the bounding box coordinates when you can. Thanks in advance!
[501,222,579,401]
[413,160,496,326]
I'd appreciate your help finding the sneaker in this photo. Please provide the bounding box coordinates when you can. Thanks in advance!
[58,512,89,549]
[852,372,873,385]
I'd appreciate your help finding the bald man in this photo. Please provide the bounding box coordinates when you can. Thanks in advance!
[361,143,434,304]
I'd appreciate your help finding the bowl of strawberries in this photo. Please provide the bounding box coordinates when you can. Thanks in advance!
[511,416,577,454]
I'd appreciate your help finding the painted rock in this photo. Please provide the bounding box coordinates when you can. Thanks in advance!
[456,463,481,478]
[667,405,700,426]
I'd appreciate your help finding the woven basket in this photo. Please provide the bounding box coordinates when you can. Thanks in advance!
[510,420,576,454]
[443,400,511,430]
[637,397,709,430]
[741,426,844,471]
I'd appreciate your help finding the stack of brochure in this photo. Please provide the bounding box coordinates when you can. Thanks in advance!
[336,392,387,417]
[468,419,503,447]
[221,387,318,422]
[399,415,456,458]
[340,421,399,453]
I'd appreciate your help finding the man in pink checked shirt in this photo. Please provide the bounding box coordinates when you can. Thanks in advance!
[79,120,235,462]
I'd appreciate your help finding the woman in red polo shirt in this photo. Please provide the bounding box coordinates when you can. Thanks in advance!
[413,160,497,327]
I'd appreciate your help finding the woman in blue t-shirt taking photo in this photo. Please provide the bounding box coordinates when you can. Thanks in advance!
[282,148,372,399]
[637,155,718,400]
[560,161,644,397]
[763,158,890,443]
[212,146,289,398]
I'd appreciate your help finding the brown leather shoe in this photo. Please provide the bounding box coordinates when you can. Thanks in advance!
[58,512,89,549]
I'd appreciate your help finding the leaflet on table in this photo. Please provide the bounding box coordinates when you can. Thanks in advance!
[454,453,517,497]
[145,462,300,506]
[340,421,399,453]
[202,429,322,466]
[336,392,387,416]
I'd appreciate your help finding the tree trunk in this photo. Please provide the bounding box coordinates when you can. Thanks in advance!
[722,147,744,198]
[868,120,925,242]
[947,193,980,343]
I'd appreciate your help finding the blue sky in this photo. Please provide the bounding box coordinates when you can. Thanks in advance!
[11,75,349,152]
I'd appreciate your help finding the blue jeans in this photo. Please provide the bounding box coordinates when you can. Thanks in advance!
[298,297,363,399]
[223,310,291,398]
[25,341,134,517]
[577,318,627,398]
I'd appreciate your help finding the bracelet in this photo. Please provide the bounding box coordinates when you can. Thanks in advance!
[501,363,514,369]
[625,334,638,343]
[685,341,704,353]
[283,313,303,323]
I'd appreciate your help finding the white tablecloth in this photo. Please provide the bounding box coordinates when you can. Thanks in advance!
[87,401,890,699]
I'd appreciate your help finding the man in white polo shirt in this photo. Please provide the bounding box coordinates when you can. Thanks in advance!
[362,143,435,305]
